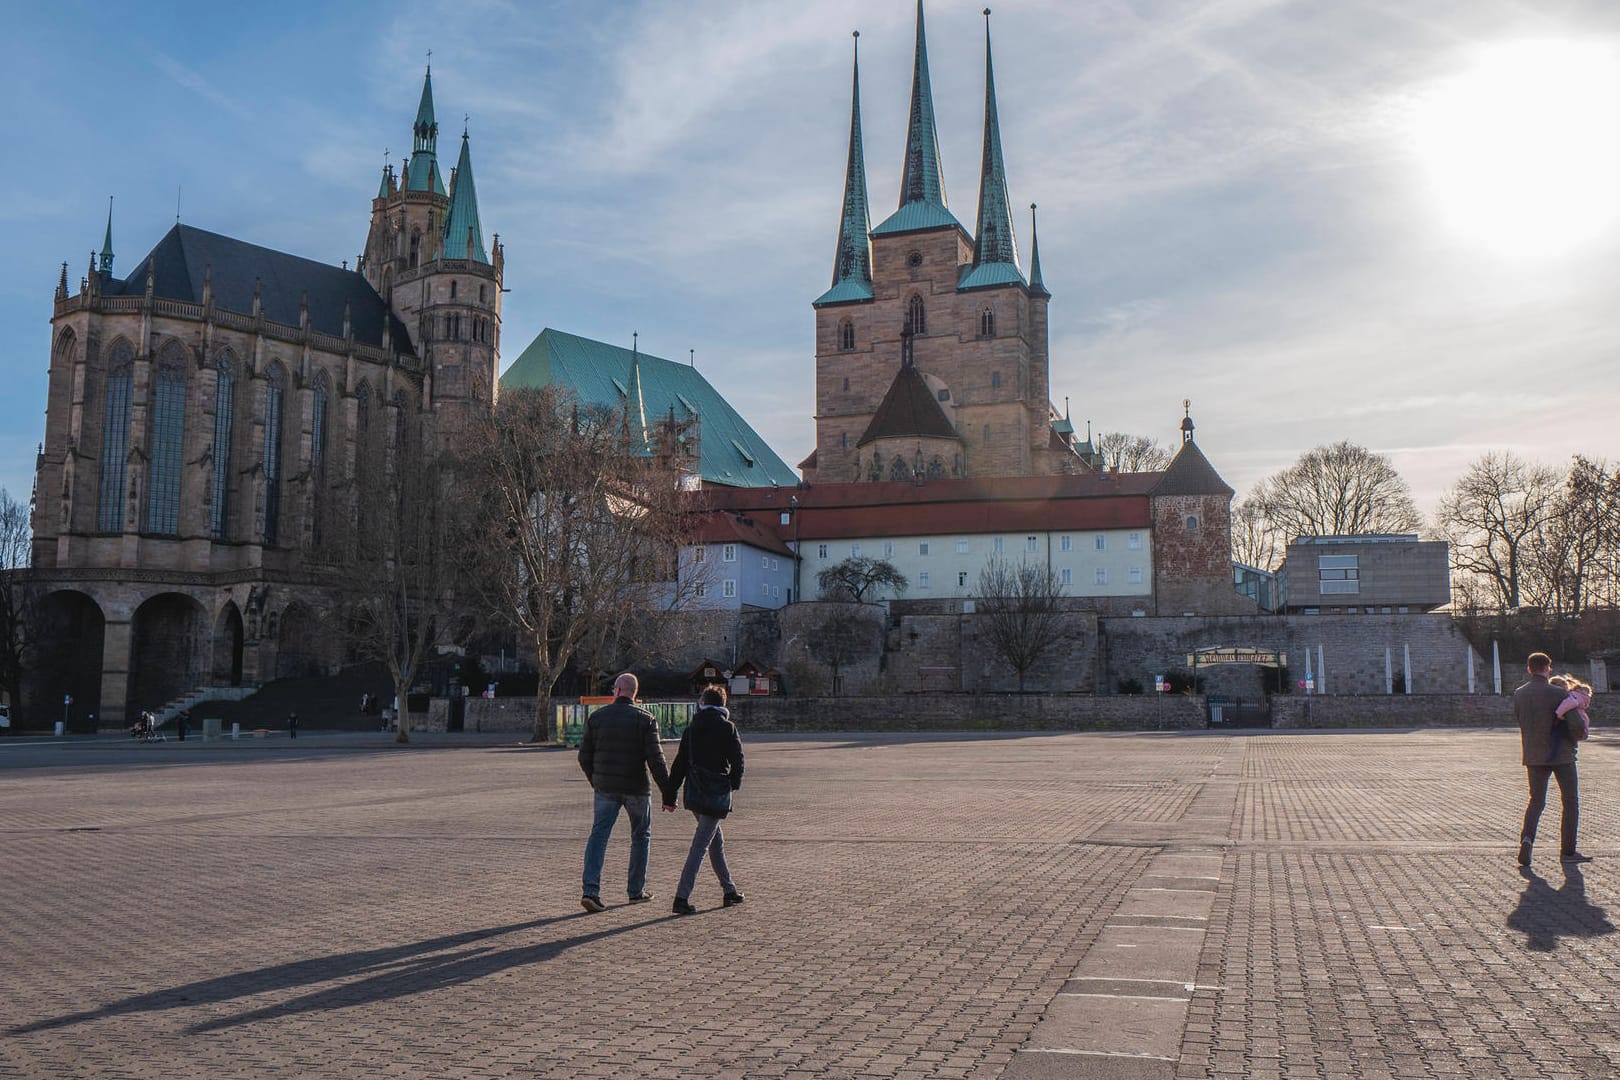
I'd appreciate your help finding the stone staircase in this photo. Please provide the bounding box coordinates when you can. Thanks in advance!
[150,685,258,729]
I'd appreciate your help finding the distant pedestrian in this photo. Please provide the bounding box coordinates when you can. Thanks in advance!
[577,672,672,912]
[664,685,745,915]
[177,710,189,741]
[1516,652,1590,866]
[288,711,299,739]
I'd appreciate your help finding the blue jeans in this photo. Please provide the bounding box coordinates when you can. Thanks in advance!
[582,791,652,899]
[676,812,735,900]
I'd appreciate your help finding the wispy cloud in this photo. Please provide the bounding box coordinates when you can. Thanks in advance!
[149,51,251,120]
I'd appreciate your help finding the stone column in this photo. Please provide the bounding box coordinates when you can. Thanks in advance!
[100,618,133,730]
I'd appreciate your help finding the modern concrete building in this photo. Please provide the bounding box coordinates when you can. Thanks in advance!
[1275,535,1451,614]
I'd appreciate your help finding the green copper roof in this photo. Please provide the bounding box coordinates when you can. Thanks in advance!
[970,14,1020,277]
[98,196,114,274]
[625,339,650,454]
[441,131,488,262]
[817,33,873,308]
[405,67,446,195]
[875,0,961,237]
[501,329,800,488]
[1028,203,1049,296]
[957,261,1024,290]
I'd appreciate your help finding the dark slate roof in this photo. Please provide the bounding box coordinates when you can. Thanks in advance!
[1150,438,1234,497]
[109,225,412,353]
[856,363,959,447]
[501,328,799,488]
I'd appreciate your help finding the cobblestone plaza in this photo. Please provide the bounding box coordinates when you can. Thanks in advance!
[3,728,1616,1078]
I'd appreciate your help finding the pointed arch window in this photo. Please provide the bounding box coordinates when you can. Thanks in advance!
[263,365,285,545]
[210,354,236,539]
[838,319,855,352]
[449,280,458,299]
[979,307,995,338]
[312,373,329,546]
[409,229,422,269]
[97,341,134,533]
[146,345,187,534]
[392,389,409,451]
[908,294,926,335]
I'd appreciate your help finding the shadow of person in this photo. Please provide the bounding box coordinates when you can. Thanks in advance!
[1507,864,1615,952]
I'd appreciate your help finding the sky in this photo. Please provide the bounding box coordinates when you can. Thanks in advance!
[5,0,1620,523]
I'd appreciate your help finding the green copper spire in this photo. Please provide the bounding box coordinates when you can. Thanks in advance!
[873,0,960,236]
[1028,203,1048,296]
[973,11,1017,268]
[405,66,446,195]
[98,196,114,274]
[626,333,650,455]
[442,128,488,262]
[816,32,874,306]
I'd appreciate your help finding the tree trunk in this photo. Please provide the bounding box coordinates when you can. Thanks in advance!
[532,692,554,744]
[393,675,411,744]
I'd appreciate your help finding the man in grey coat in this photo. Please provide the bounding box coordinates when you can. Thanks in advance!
[1516,651,1590,866]
[577,672,672,911]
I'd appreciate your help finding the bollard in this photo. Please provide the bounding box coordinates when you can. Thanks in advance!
[54,721,65,737]
[231,721,241,740]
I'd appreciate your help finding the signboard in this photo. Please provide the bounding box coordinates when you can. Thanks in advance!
[1154,676,1165,693]
[1186,648,1287,666]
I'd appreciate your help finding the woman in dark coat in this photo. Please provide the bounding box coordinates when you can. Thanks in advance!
[664,685,745,914]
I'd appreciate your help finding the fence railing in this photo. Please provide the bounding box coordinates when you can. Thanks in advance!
[553,701,695,747]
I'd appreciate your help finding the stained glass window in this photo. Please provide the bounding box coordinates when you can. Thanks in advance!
[97,341,134,532]
[146,350,186,534]
[211,356,235,539]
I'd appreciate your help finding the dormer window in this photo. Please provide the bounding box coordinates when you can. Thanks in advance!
[979,308,995,337]
[908,294,926,334]
[838,319,855,351]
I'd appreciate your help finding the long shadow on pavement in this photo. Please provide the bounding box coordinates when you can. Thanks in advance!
[1506,864,1615,952]
[10,911,670,1035]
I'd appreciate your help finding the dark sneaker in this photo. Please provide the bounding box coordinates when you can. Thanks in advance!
[723,891,746,907]
[1518,840,1532,867]
[628,892,655,904]
[581,895,606,913]
[1562,852,1594,864]
[672,897,696,915]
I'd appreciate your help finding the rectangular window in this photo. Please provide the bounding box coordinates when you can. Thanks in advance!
[1025,536,1038,553]
[773,586,780,599]
[762,555,769,569]
[723,579,736,598]
[695,582,707,598]
[919,541,930,556]
[1060,567,1072,585]
[1129,532,1143,550]
[817,543,828,559]
[851,542,862,557]
[919,571,930,588]
[1318,554,1360,594]
[771,558,778,570]
[762,583,770,597]
[993,537,1004,554]
[883,540,894,557]
[1059,535,1072,552]
[722,544,736,562]
[957,571,967,587]
[1095,535,1106,551]
[693,545,706,562]
[955,539,969,554]
[1095,567,1108,585]
[1128,566,1143,584]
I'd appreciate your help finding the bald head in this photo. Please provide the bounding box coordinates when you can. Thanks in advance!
[613,672,639,701]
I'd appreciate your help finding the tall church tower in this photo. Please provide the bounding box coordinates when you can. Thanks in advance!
[361,66,503,446]
[806,3,1080,484]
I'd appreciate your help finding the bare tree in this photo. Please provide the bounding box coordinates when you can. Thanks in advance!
[339,451,469,743]
[1247,441,1422,541]
[0,488,40,715]
[1231,496,1284,571]
[1524,456,1617,619]
[803,604,884,695]
[817,556,909,602]
[460,386,702,742]
[974,556,1068,692]
[1435,451,1561,611]
[1094,431,1173,473]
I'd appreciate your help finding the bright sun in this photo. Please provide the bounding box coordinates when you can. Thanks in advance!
[1411,39,1620,258]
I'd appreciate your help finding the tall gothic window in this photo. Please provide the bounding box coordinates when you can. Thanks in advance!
[908,294,926,334]
[97,340,134,532]
[210,354,236,539]
[146,345,187,534]
[409,229,421,268]
[311,373,329,546]
[839,319,855,351]
[263,365,285,544]
[979,308,995,337]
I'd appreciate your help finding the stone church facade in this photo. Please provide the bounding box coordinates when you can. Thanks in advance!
[27,68,500,727]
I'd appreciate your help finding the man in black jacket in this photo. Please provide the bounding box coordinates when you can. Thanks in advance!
[578,672,672,912]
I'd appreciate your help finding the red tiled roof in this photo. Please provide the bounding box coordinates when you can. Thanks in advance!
[691,512,796,557]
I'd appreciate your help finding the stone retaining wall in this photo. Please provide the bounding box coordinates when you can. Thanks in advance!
[727,693,1205,732]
